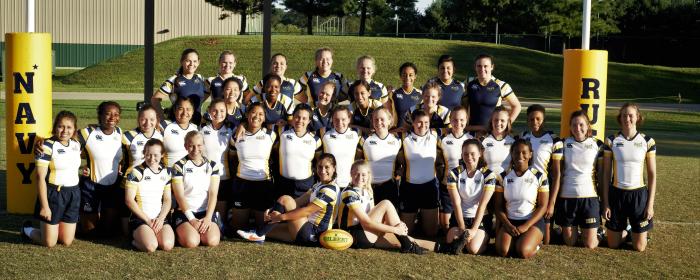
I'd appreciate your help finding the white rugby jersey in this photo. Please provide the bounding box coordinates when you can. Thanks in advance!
[520,131,557,175]
[126,164,171,219]
[161,120,198,167]
[361,132,402,184]
[231,127,276,181]
[401,130,439,184]
[277,126,322,180]
[122,128,164,168]
[496,168,549,220]
[553,137,603,198]
[321,127,361,187]
[604,132,656,190]
[201,123,234,180]
[440,130,474,183]
[446,166,496,218]
[337,186,375,229]
[36,138,82,187]
[172,157,219,213]
[306,182,340,231]
[482,133,515,174]
[79,126,123,185]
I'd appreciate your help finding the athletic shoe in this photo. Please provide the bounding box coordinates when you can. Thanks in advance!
[400,241,427,255]
[20,220,32,242]
[214,212,225,236]
[236,230,265,243]
[597,227,606,242]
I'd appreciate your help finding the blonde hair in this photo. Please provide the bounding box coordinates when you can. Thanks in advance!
[355,55,376,70]
[350,160,373,196]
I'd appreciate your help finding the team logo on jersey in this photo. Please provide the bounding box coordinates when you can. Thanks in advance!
[194,79,201,84]
[57,149,66,154]
[396,94,404,99]
[185,168,193,173]
[219,131,229,136]
[475,179,482,184]
[144,176,151,181]
[330,135,337,139]
[450,85,459,91]
[411,137,417,141]
[471,84,479,90]
[286,135,293,140]
[615,143,624,147]
[171,129,179,135]
[346,135,354,140]
[525,178,534,184]
[506,178,515,183]
[160,176,167,181]
[312,78,320,83]
[459,178,466,184]
[303,140,315,145]
[369,140,377,145]
[95,135,103,141]
[136,141,145,146]
[486,143,494,147]
[540,140,550,144]
[566,143,573,148]
[585,144,594,149]
[256,135,265,140]
[446,140,454,145]
[213,82,221,87]
[486,86,497,91]
[178,81,187,86]
[313,115,319,121]
[387,141,396,145]
[203,130,211,135]
[634,142,643,148]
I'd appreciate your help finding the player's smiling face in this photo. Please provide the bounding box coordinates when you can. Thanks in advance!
[372,109,391,133]
[143,144,163,168]
[220,54,235,75]
[450,109,467,133]
[354,86,370,109]
[223,81,241,104]
[247,106,265,129]
[316,51,333,72]
[527,111,544,133]
[570,115,589,141]
[491,111,509,135]
[413,115,430,135]
[138,108,158,134]
[100,105,121,130]
[185,134,205,160]
[332,110,351,132]
[271,55,287,77]
[209,102,227,124]
[318,85,334,106]
[422,88,440,109]
[351,165,370,188]
[620,106,639,130]
[181,52,199,75]
[438,61,454,82]
[265,79,281,102]
[293,109,311,133]
[475,58,493,81]
[512,143,532,172]
[401,66,416,88]
[316,158,336,183]
[175,100,194,125]
[55,117,76,142]
[357,59,375,81]
[462,143,481,170]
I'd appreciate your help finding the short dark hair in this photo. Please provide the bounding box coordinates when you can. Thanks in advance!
[437,54,454,68]
[399,62,418,75]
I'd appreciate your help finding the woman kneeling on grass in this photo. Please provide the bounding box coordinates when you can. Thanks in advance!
[22,111,81,247]
[171,131,221,248]
[237,153,339,247]
[337,160,469,254]
[495,139,549,259]
[124,139,175,252]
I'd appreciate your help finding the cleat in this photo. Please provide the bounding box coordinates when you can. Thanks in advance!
[236,230,265,243]
[20,220,33,242]
[401,241,427,255]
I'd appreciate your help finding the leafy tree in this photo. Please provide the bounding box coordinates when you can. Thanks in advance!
[283,0,343,34]
[205,0,264,35]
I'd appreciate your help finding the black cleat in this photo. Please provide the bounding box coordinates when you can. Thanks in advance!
[20,220,33,242]
[401,241,427,255]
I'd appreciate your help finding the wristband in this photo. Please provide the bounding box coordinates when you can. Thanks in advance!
[184,211,196,221]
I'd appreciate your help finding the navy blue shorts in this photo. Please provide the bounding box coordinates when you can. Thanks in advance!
[171,210,219,229]
[508,217,546,236]
[217,179,233,202]
[295,222,322,247]
[346,225,374,249]
[128,216,171,234]
[231,177,275,211]
[555,197,601,229]
[606,186,653,233]
[399,178,439,213]
[79,177,120,214]
[461,217,486,230]
[372,180,399,209]
[33,184,80,225]
[276,175,314,198]
[439,183,453,214]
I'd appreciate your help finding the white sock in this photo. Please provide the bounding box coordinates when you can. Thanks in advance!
[23,227,35,237]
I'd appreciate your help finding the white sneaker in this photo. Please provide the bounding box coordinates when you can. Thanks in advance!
[236,230,265,243]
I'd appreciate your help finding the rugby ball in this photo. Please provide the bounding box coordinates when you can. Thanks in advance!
[319,229,353,250]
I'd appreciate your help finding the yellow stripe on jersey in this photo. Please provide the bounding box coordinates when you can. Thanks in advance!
[48,159,57,185]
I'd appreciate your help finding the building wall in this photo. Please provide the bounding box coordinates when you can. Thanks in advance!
[1,0,260,67]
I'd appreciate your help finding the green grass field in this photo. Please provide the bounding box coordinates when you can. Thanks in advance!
[1,100,699,278]
[2,35,697,103]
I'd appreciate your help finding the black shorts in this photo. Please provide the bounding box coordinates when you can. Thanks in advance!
[606,186,653,233]
[399,178,439,213]
[439,183,453,214]
[171,210,219,229]
[508,217,546,236]
[33,184,80,225]
[79,176,120,214]
[295,222,323,247]
[461,217,486,230]
[372,180,399,209]
[276,175,314,198]
[555,197,601,229]
[128,216,171,234]
[231,177,275,211]
[346,225,374,249]
[217,179,233,202]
